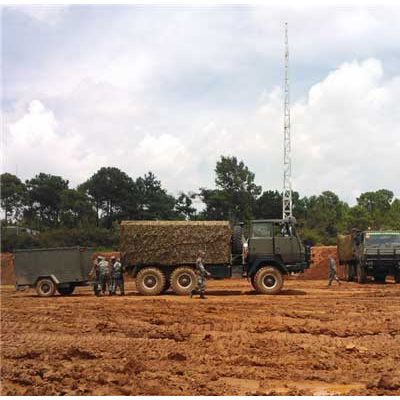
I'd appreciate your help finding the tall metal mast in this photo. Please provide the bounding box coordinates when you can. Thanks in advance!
[282,22,292,219]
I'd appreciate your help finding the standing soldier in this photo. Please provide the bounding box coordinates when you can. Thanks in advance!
[89,256,102,296]
[328,255,341,286]
[111,256,125,295]
[191,250,211,299]
[98,256,111,295]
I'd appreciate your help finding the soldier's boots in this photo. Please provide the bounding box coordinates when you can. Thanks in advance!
[200,292,206,299]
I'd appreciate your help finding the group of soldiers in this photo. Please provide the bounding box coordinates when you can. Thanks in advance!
[90,255,125,296]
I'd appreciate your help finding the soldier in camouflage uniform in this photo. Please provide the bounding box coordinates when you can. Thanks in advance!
[328,255,341,286]
[190,250,211,299]
[110,256,125,295]
[98,257,111,295]
[89,256,102,296]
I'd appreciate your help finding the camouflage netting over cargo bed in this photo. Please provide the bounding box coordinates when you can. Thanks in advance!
[120,221,232,266]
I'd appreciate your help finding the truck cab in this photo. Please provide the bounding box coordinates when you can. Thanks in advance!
[358,231,400,283]
[242,219,310,294]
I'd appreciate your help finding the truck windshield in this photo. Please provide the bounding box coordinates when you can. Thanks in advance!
[364,233,400,247]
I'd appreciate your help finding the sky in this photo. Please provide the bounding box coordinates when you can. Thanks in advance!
[2,5,400,204]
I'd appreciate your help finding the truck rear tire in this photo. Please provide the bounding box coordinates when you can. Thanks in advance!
[356,263,367,284]
[36,278,56,297]
[232,225,243,254]
[253,266,283,295]
[57,284,75,295]
[136,268,166,296]
[170,267,197,295]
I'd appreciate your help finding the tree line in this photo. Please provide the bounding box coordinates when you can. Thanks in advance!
[1,155,399,250]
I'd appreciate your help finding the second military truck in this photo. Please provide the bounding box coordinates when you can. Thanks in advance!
[338,230,400,283]
[120,219,310,296]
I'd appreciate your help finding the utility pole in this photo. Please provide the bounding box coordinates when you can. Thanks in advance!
[282,22,292,219]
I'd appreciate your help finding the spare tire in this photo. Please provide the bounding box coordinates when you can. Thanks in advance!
[232,225,243,254]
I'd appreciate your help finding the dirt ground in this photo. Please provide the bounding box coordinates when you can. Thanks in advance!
[1,278,400,396]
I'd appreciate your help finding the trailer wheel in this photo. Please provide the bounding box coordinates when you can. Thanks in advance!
[356,263,367,284]
[170,267,197,295]
[136,268,166,296]
[57,285,75,296]
[36,278,56,297]
[253,266,283,295]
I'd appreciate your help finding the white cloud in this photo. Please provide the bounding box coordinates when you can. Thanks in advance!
[3,7,400,204]
[13,6,68,26]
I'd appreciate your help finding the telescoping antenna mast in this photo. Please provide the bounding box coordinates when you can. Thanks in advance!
[282,22,292,220]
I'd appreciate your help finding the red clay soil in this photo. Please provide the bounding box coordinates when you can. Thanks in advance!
[1,253,15,285]
[1,278,400,396]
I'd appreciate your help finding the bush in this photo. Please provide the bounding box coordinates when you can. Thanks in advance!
[1,227,119,252]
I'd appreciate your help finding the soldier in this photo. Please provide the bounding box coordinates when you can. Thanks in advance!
[328,255,341,286]
[89,256,102,296]
[98,256,111,295]
[110,256,125,295]
[191,250,211,299]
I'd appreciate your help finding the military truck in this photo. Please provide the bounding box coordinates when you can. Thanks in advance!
[120,219,310,296]
[14,247,95,296]
[338,230,400,283]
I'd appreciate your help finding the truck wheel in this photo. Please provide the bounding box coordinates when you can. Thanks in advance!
[170,267,197,295]
[36,278,56,297]
[136,268,166,296]
[232,225,243,254]
[356,264,366,284]
[394,272,400,284]
[253,266,283,295]
[57,285,75,295]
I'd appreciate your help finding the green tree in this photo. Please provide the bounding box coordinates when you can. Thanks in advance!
[175,192,196,220]
[79,167,135,228]
[133,172,176,220]
[59,188,97,228]
[305,191,347,243]
[356,189,394,229]
[253,190,282,219]
[25,173,69,229]
[200,156,262,222]
[0,173,26,225]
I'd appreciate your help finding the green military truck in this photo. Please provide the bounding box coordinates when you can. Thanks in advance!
[120,219,310,296]
[338,230,400,283]
[14,247,95,296]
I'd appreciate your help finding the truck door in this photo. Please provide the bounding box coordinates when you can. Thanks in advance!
[249,222,274,256]
[274,226,302,264]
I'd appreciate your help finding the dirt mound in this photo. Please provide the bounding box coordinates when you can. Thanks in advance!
[299,246,339,280]
[1,253,15,285]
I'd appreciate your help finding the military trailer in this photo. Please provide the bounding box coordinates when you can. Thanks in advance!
[120,219,310,296]
[14,247,95,296]
[338,230,400,283]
